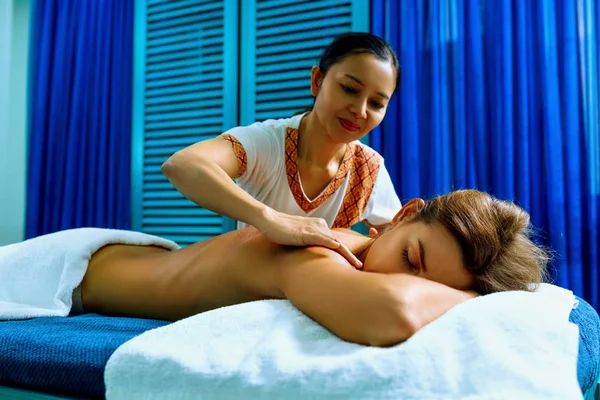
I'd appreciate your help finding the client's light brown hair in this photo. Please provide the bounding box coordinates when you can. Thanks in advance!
[413,190,549,294]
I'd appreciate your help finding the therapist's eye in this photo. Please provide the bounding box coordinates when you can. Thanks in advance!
[370,100,384,110]
[341,84,358,94]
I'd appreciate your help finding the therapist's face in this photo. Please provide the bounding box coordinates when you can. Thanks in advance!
[363,199,475,291]
[309,53,396,144]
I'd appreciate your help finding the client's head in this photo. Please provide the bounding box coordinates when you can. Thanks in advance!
[363,190,549,294]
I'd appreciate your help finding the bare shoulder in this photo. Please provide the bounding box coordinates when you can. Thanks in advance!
[274,244,360,292]
[280,243,350,265]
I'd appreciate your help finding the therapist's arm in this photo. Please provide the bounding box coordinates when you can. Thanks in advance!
[161,138,269,227]
[276,247,476,347]
[162,139,363,268]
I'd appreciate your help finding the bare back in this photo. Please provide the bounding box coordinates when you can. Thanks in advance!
[81,227,369,321]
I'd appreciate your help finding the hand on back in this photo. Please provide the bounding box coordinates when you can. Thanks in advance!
[257,208,363,269]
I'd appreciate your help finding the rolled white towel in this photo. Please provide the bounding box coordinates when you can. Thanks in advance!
[0,228,179,320]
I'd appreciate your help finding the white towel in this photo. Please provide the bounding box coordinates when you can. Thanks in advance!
[0,228,179,320]
[105,283,581,400]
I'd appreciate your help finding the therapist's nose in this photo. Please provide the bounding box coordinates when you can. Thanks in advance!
[349,99,367,119]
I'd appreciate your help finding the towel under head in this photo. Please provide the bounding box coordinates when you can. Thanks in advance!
[105,284,580,400]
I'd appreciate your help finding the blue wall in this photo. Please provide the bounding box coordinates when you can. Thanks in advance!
[0,0,31,245]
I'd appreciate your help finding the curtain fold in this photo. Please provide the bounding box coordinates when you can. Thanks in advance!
[27,0,133,237]
[371,0,600,309]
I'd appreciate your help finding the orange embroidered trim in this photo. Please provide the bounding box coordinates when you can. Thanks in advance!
[285,127,353,213]
[332,146,381,228]
[219,134,247,177]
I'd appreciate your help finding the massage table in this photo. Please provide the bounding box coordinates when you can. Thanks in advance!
[0,297,599,400]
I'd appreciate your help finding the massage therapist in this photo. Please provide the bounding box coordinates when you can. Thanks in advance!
[162,33,402,268]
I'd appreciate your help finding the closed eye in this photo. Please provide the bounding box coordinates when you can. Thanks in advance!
[402,249,419,274]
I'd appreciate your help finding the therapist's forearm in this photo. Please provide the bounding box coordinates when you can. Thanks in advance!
[161,158,268,227]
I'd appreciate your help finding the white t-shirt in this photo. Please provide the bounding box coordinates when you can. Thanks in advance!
[219,114,401,230]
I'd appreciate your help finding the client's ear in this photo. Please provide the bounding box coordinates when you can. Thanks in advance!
[391,198,425,225]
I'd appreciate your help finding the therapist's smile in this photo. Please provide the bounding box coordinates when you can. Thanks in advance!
[339,117,361,132]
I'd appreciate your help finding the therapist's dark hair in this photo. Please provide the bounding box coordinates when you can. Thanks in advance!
[294,32,401,116]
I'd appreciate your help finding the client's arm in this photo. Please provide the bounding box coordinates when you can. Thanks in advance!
[276,247,476,347]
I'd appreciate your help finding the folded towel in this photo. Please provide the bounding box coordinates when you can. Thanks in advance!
[0,228,179,320]
[569,296,600,393]
[105,283,581,400]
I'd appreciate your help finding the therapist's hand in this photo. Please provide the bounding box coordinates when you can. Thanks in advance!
[257,209,363,269]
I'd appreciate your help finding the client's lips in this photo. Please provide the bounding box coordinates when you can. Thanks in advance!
[339,118,360,132]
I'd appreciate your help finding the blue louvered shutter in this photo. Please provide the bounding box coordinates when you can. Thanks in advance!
[240,0,369,124]
[131,0,238,246]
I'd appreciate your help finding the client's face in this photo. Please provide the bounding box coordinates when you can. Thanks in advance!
[363,202,475,291]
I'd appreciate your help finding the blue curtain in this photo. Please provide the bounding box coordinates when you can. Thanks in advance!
[27,0,133,238]
[371,0,599,310]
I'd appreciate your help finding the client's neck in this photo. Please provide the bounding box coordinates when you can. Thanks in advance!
[357,239,376,264]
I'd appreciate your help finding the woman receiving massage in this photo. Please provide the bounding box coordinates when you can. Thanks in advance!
[78,189,548,347]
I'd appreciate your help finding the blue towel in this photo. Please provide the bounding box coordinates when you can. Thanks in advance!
[569,296,600,394]
[0,314,170,398]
